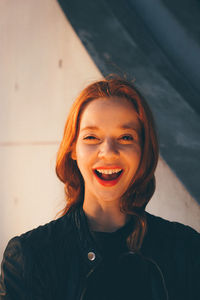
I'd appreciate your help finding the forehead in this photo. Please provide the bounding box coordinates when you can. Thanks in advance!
[79,97,140,130]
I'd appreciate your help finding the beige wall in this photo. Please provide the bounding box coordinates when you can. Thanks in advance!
[147,157,200,228]
[0,0,199,261]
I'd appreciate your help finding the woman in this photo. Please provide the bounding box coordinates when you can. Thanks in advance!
[0,77,199,299]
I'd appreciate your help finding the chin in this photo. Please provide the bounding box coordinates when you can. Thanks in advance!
[95,191,123,204]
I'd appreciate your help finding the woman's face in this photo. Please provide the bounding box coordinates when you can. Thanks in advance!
[72,97,141,205]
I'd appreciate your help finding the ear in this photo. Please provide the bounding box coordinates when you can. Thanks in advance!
[71,148,77,160]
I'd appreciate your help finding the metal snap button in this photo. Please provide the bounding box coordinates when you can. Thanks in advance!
[88,251,96,261]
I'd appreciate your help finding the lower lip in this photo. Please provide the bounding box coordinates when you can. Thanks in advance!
[93,171,123,187]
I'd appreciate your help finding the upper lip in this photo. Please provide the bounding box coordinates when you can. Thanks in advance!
[93,166,122,170]
[93,166,123,174]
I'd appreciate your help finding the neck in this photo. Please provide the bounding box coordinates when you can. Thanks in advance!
[83,199,129,232]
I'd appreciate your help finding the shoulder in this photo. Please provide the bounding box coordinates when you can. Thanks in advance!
[143,213,200,298]
[5,211,76,261]
[0,210,79,298]
[145,212,200,238]
[144,212,200,255]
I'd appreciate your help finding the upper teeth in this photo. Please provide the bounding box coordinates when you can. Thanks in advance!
[96,169,122,174]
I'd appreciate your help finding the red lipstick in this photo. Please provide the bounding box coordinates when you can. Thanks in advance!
[93,166,123,187]
[94,166,122,170]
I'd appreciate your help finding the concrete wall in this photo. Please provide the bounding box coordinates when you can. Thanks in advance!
[0,0,102,260]
[0,0,199,261]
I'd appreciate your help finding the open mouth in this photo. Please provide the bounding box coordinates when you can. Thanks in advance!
[93,168,123,186]
[94,169,123,181]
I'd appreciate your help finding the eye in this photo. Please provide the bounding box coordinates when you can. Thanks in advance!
[83,135,100,143]
[118,135,134,143]
[118,134,139,144]
[119,131,140,144]
[121,135,133,141]
[83,136,96,140]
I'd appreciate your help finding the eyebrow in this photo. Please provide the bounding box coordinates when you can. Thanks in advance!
[80,123,140,132]
[80,126,99,132]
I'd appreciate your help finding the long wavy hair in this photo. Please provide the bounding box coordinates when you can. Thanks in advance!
[56,76,159,251]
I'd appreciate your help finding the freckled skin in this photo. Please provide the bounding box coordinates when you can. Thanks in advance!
[72,97,141,208]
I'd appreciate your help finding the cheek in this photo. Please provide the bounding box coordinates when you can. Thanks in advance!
[76,144,96,161]
[125,144,141,159]
[75,143,97,175]
[125,147,141,172]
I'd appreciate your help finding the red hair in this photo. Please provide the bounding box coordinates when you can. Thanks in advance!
[56,76,159,250]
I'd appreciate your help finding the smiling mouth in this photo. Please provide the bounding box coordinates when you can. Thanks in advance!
[94,169,123,181]
[93,168,123,187]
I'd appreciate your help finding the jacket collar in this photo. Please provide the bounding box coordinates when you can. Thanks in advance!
[69,203,103,270]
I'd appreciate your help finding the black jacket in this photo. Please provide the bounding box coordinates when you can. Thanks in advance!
[0,204,199,300]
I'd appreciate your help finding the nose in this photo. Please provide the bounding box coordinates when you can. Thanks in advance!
[98,138,119,160]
